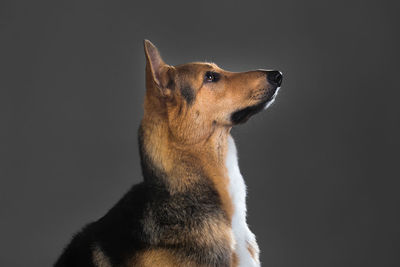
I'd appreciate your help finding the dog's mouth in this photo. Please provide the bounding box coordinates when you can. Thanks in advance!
[230,100,268,124]
[230,87,280,125]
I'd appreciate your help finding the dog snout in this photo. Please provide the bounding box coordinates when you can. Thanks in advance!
[267,70,283,87]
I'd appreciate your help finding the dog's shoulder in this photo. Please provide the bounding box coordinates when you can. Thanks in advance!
[55,179,233,266]
[54,182,149,267]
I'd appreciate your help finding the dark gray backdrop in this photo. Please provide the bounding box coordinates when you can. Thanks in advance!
[1,0,399,266]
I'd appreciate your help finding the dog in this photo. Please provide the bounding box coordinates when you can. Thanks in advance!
[54,40,282,267]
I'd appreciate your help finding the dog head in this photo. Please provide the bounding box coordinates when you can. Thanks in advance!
[143,40,282,143]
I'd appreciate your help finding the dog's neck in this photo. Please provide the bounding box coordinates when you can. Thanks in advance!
[139,111,234,219]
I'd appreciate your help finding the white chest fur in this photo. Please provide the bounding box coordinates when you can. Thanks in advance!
[226,136,260,266]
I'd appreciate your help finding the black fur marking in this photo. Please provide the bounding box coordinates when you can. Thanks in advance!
[166,69,175,90]
[54,227,96,267]
[54,124,230,266]
[166,79,174,90]
[180,85,195,105]
[231,100,268,124]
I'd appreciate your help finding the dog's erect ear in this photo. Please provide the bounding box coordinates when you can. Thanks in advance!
[144,40,172,93]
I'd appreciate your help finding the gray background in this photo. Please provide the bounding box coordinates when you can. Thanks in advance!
[1,0,399,266]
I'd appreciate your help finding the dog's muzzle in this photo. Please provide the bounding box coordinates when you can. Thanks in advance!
[231,70,283,124]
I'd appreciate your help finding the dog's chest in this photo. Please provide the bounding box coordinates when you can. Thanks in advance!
[226,136,260,267]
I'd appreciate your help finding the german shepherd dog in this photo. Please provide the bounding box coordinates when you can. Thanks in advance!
[54,40,282,267]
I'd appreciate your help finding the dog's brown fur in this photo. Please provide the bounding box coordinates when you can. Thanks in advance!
[133,40,274,265]
[54,40,281,267]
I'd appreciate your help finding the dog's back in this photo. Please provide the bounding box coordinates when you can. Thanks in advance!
[55,183,147,266]
[55,177,232,266]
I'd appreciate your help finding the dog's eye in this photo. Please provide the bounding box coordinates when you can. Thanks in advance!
[204,71,220,83]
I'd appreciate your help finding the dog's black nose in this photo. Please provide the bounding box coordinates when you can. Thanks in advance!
[267,71,283,87]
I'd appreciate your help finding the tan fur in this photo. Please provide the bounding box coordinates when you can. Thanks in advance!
[139,40,273,266]
[131,220,234,266]
[247,241,257,260]
[134,219,233,266]
[231,252,239,267]
[92,245,112,267]
[133,247,238,267]
[131,249,186,267]
[142,59,270,218]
